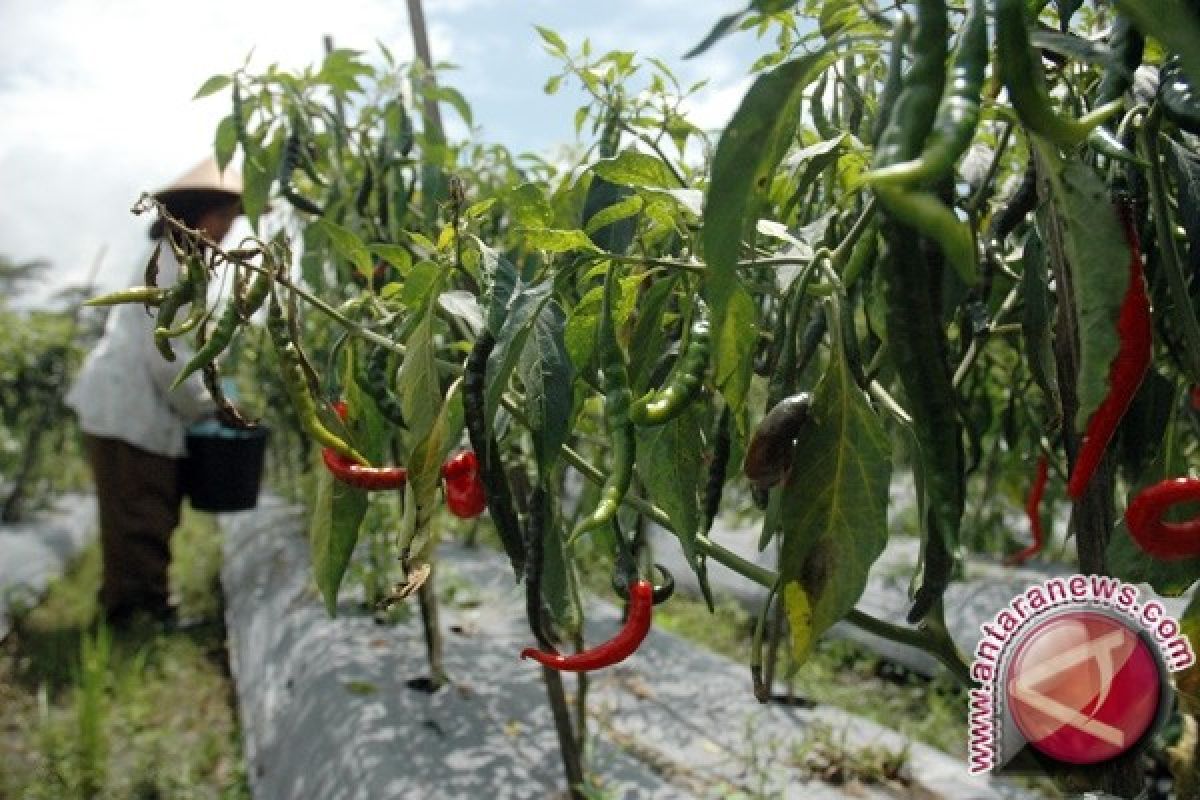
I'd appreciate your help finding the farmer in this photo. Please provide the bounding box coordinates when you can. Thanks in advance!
[67,158,243,627]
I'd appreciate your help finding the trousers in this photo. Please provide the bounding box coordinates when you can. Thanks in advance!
[82,433,182,616]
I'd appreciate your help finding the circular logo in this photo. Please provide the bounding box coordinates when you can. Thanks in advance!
[1004,610,1161,765]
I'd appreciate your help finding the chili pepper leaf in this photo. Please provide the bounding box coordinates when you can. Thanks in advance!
[309,462,368,617]
[636,405,706,565]
[1164,138,1200,279]
[518,228,602,255]
[592,150,676,190]
[214,115,239,173]
[315,220,374,281]
[1116,369,1173,483]
[518,299,573,473]
[1034,145,1130,433]
[485,279,554,427]
[241,129,283,231]
[398,291,442,444]
[778,311,891,663]
[1115,0,1200,89]
[1020,229,1060,413]
[193,73,231,99]
[404,380,465,567]
[584,193,644,238]
[704,48,832,423]
[583,174,639,254]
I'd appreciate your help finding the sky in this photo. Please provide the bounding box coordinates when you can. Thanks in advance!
[0,0,767,304]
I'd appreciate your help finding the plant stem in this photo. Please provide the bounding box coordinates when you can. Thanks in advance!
[417,568,447,689]
[540,668,587,799]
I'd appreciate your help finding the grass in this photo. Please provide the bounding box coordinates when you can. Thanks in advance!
[0,508,249,799]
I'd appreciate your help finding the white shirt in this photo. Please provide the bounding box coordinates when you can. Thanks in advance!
[66,241,214,457]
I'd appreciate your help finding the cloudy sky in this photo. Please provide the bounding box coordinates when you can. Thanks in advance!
[0,0,766,303]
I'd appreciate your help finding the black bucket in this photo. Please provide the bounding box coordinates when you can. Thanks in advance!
[182,421,269,513]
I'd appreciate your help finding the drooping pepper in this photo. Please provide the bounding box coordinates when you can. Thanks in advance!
[743,393,812,489]
[319,400,407,490]
[571,267,635,541]
[995,0,1122,146]
[1007,455,1048,565]
[441,450,486,519]
[1066,203,1152,500]
[628,300,710,426]
[520,579,653,672]
[171,271,270,390]
[83,286,169,307]
[1125,477,1200,560]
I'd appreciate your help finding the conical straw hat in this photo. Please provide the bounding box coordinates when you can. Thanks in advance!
[154,157,243,200]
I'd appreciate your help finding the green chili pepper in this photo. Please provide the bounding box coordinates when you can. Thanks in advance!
[266,294,366,464]
[870,15,911,148]
[1097,14,1145,107]
[571,267,635,543]
[880,220,964,624]
[83,286,169,307]
[364,343,406,427]
[463,329,526,578]
[152,278,196,362]
[155,252,209,340]
[867,0,985,188]
[629,300,710,426]
[279,124,324,216]
[995,0,1122,146]
[171,271,269,391]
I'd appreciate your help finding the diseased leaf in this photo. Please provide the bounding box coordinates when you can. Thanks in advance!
[309,464,367,616]
[636,405,705,563]
[779,311,891,662]
[704,49,832,420]
[1034,145,1130,432]
[519,299,574,472]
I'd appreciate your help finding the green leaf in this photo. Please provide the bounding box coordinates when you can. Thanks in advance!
[636,405,705,563]
[508,182,553,229]
[684,11,743,60]
[370,243,413,274]
[713,284,758,426]
[398,291,442,443]
[476,240,518,335]
[214,115,239,172]
[241,130,283,231]
[193,73,231,99]
[535,25,568,55]
[565,285,605,371]
[544,74,564,95]
[539,493,581,634]
[1020,230,1059,410]
[518,227,601,254]
[317,48,373,94]
[404,381,466,566]
[309,464,368,616]
[703,49,831,419]
[584,193,644,237]
[779,317,892,662]
[1033,146,1130,433]
[1107,520,1200,597]
[434,86,473,127]
[518,300,574,472]
[315,220,374,280]
[592,150,676,189]
[486,279,554,426]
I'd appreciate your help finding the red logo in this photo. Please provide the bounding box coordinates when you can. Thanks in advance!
[1005,611,1160,764]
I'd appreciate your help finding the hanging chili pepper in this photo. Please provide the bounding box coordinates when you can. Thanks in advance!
[319,400,406,490]
[463,330,526,576]
[743,393,812,490]
[866,0,986,188]
[364,343,406,427]
[520,579,657,672]
[1125,477,1200,560]
[171,272,269,391]
[995,0,1122,146]
[571,267,635,542]
[1007,455,1048,565]
[629,300,710,426]
[84,286,169,307]
[279,125,324,216]
[441,450,486,518]
[1066,202,1152,499]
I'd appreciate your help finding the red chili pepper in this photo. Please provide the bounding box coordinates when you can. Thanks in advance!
[1190,385,1200,411]
[1124,477,1200,560]
[520,579,654,672]
[1066,203,1152,500]
[1007,455,1048,565]
[445,473,487,518]
[320,401,408,490]
[441,450,479,481]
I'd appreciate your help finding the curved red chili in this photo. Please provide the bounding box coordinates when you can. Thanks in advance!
[1007,455,1048,565]
[441,450,479,481]
[1125,478,1200,560]
[520,579,654,672]
[320,401,408,490]
[1066,204,1152,500]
